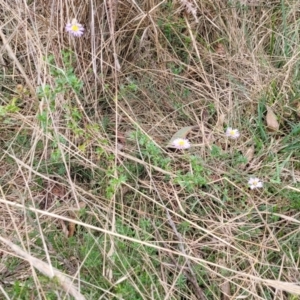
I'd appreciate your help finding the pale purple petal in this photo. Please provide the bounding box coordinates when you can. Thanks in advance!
[65,21,84,37]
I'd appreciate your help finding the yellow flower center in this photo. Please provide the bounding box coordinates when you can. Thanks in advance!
[230,130,235,135]
[71,24,79,32]
[178,140,185,146]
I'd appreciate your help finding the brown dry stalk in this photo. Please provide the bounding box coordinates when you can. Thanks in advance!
[1,198,300,295]
[106,0,118,30]
[105,0,120,71]
[154,227,205,300]
[0,236,86,300]
[0,27,36,99]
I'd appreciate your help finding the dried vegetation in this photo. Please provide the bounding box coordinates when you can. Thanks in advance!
[0,0,300,299]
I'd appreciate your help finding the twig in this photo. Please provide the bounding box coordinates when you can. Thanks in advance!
[0,236,86,300]
[154,227,206,300]
[0,27,37,99]
[151,180,206,299]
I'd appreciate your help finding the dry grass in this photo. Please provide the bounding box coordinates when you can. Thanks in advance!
[0,0,300,299]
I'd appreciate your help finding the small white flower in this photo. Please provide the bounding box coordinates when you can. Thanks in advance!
[172,138,191,150]
[225,127,240,139]
[248,177,263,190]
[65,19,84,37]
